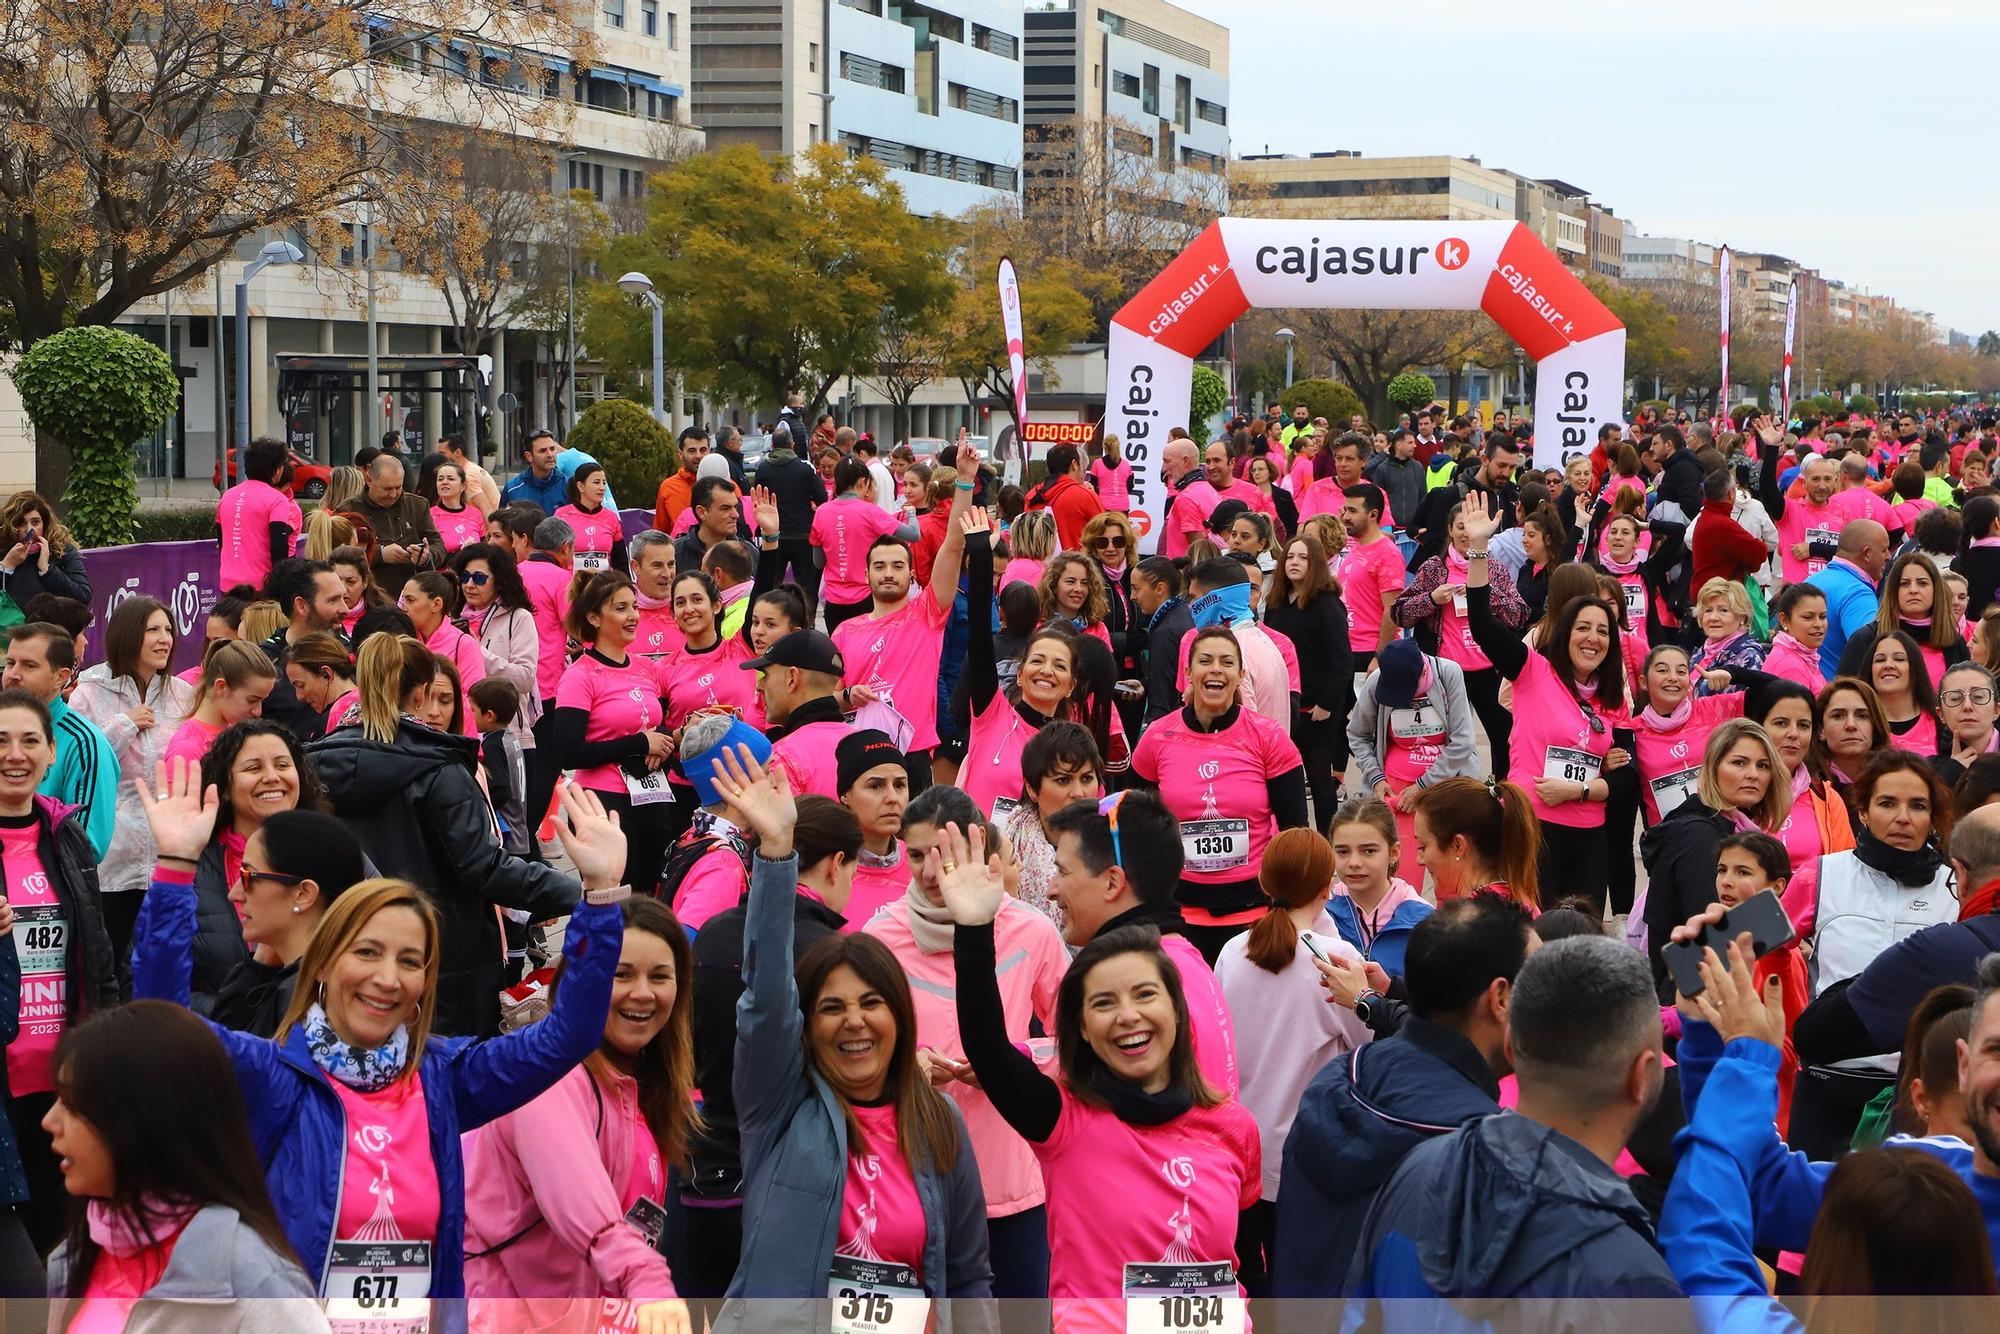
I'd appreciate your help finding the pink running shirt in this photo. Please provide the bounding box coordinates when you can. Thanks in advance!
[1129,707,1301,887]
[812,498,902,605]
[2,820,63,1095]
[1341,535,1406,656]
[837,1103,927,1278]
[555,652,663,792]
[834,596,951,751]
[217,479,302,589]
[431,505,483,555]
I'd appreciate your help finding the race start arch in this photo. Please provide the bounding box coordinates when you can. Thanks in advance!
[1104,219,1626,552]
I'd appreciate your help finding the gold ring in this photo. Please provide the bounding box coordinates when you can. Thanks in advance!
[941,861,958,874]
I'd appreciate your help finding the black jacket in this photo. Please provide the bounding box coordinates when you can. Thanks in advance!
[1364,453,1425,532]
[189,837,252,1001]
[1638,800,1737,1001]
[1265,590,1352,719]
[203,956,299,1038]
[1656,446,1704,518]
[258,630,328,743]
[307,718,578,1037]
[0,542,90,607]
[755,449,826,537]
[687,887,846,1200]
[1091,557,1140,675]
[1140,597,1195,724]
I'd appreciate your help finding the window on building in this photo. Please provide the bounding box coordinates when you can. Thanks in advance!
[1111,125,1150,156]
[950,82,1018,121]
[1174,75,1190,131]
[603,0,625,28]
[970,24,1018,59]
[809,122,819,143]
[1112,70,1138,98]
[1140,63,1158,115]
[841,53,906,92]
[1195,97,1225,126]
[809,42,819,73]
[641,0,657,34]
[667,11,678,45]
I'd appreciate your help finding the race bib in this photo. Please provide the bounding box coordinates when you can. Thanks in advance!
[623,767,678,807]
[577,549,611,573]
[13,905,67,979]
[1451,590,1468,618]
[1124,1261,1246,1334]
[1805,527,1837,575]
[624,1195,667,1250]
[325,1239,431,1333]
[1621,582,1646,630]
[1388,698,1446,741]
[1179,819,1249,874]
[1543,746,1601,786]
[990,796,1024,825]
[828,1255,929,1334]
[1648,767,1700,817]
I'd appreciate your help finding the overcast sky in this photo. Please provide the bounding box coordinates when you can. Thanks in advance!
[1224,0,1998,334]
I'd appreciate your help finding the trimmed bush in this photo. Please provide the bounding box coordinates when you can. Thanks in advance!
[568,400,678,508]
[1279,378,1366,431]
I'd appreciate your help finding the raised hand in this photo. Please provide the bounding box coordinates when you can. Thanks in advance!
[135,758,219,863]
[960,505,992,537]
[751,485,780,537]
[1460,490,1503,547]
[926,820,1005,927]
[1689,934,1787,1048]
[551,781,627,891]
[709,744,797,858]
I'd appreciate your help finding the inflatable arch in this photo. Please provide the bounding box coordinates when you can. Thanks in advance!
[1102,218,1626,552]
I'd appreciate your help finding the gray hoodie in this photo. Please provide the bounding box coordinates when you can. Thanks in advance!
[47,1204,325,1333]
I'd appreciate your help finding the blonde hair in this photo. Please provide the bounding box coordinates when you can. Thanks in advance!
[304,509,358,561]
[355,634,436,743]
[237,600,285,645]
[1009,510,1057,562]
[1078,510,1136,560]
[277,879,442,1071]
[323,466,365,514]
[1696,576,1752,624]
[184,639,277,720]
[1698,719,1794,832]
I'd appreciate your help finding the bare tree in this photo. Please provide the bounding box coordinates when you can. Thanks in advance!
[872,315,948,447]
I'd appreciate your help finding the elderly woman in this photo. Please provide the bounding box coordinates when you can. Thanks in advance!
[1690,577,1767,692]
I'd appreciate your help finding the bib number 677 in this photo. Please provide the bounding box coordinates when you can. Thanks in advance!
[351,1275,398,1307]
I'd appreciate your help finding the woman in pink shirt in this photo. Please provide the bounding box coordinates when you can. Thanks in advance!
[1412,776,1542,911]
[1087,436,1133,514]
[864,783,1070,1301]
[555,572,676,898]
[463,896,695,1330]
[1038,553,1114,650]
[400,570,486,700]
[1131,625,1308,963]
[281,631,360,732]
[425,460,484,556]
[931,819,1260,1334]
[330,545,389,636]
[1460,492,1634,914]
[1833,550,1968,689]
[1631,643,1747,824]
[163,640,275,776]
[1000,510,1055,592]
[556,462,628,577]
[42,1005,318,1325]
[1595,512,1650,637]
[1765,583,1829,694]
[1752,681,1855,877]
[1868,629,1946,756]
[813,458,913,632]
[655,570,760,732]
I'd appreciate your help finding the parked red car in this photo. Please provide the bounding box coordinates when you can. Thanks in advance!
[213,448,332,499]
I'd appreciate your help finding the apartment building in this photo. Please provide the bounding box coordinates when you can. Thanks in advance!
[1234,151,1513,222]
[692,0,1023,218]
[1623,233,1719,286]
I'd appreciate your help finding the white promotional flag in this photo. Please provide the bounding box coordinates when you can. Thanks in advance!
[1782,280,1798,420]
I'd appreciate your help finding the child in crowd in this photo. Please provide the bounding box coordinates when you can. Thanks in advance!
[471,675,530,858]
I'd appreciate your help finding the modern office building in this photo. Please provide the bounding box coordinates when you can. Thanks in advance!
[692,0,1024,217]
[1234,152,1515,222]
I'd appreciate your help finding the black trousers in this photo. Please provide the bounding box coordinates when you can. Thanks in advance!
[776,537,820,618]
[1292,714,1345,833]
[822,596,872,634]
[1536,819,1610,915]
[522,703,561,860]
[594,786,679,899]
[8,1092,59,1255]
[1462,666,1512,781]
[1602,779,1641,917]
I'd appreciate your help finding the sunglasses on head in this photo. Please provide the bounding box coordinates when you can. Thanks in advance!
[1097,790,1128,869]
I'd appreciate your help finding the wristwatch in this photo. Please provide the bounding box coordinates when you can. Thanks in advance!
[1353,989,1381,1026]
[583,885,632,906]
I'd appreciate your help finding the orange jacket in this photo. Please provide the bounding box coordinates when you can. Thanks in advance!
[654,469,697,532]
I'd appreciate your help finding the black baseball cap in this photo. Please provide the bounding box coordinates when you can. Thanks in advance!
[1207,498,1252,534]
[741,629,844,676]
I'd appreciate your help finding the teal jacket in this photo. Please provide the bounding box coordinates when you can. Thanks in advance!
[41,694,116,859]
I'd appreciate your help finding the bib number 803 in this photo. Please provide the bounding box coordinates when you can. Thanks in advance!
[1156,1295,1224,1329]
[836,1289,895,1324]
[350,1275,399,1307]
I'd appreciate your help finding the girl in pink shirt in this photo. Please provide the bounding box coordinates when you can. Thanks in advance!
[813,460,909,629]
[427,461,484,555]
[163,640,275,776]
[1764,583,1829,694]
[1597,512,1650,637]
[1632,644,1746,823]
[1087,439,1133,513]
[1134,626,1307,950]
[1462,488,1631,908]
[400,571,487,701]
[555,572,676,898]
[1869,629,1945,755]
[556,462,627,576]
[463,897,694,1329]
[934,822,1260,1334]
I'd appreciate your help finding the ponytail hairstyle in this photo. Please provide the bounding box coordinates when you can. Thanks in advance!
[355,634,436,743]
[403,569,460,620]
[330,544,388,609]
[283,631,357,687]
[182,639,277,722]
[1244,828,1336,974]
[1891,983,1976,1137]
[1414,777,1542,909]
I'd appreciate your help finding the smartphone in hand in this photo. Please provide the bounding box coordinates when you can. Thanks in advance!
[1661,890,1795,1000]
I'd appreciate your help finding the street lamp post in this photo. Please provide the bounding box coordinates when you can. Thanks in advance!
[1274,326,1295,391]
[559,150,588,438]
[232,240,304,483]
[618,272,666,425]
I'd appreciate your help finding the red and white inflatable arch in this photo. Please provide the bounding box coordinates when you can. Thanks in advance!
[1104,219,1626,552]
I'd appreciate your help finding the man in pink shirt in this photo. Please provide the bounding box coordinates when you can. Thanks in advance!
[1157,436,1204,558]
[1045,790,1238,1093]
[1828,452,1898,539]
[833,462,978,782]
[216,438,303,589]
[518,514,576,839]
[1166,441,1274,556]
[1763,446,1842,585]
[1341,482,1407,670]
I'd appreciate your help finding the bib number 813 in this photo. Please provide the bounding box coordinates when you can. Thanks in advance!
[836,1289,894,1324]
[351,1275,399,1307]
[1156,1295,1224,1329]
[1558,762,1589,782]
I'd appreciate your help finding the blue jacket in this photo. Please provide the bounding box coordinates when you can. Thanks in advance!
[40,695,116,860]
[722,852,993,1332]
[1272,1018,1499,1300]
[1325,891,1432,978]
[1806,558,1880,681]
[1345,1112,1682,1319]
[500,466,568,515]
[1665,1019,2000,1263]
[132,873,622,1298]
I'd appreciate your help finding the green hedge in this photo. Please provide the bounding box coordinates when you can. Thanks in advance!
[127,505,220,544]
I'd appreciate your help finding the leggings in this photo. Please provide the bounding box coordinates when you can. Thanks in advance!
[1462,667,1512,780]
[1602,779,1641,917]
[1292,714,1345,833]
[593,787,679,899]
[8,1092,58,1254]
[1535,819,1610,916]
[521,704,561,861]
[987,1204,1050,1299]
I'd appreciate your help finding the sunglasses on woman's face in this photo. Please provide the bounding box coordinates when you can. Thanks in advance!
[1092,535,1127,550]
[457,570,490,586]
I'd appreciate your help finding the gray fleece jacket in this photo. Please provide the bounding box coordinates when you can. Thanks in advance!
[46,1204,324,1333]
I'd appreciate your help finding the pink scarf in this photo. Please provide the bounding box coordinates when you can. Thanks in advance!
[1972,537,2000,550]
[1100,560,1128,581]
[87,1198,195,1257]
[1693,631,1745,672]
[1445,548,1471,580]
[635,588,672,612]
[1638,696,1692,732]
[1599,549,1642,576]
[1772,630,1817,664]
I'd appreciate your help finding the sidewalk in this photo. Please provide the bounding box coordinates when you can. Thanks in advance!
[135,480,225,508]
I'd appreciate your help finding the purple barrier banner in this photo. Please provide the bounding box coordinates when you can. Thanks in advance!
[77,540,220,675]
[620,507,656,540]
